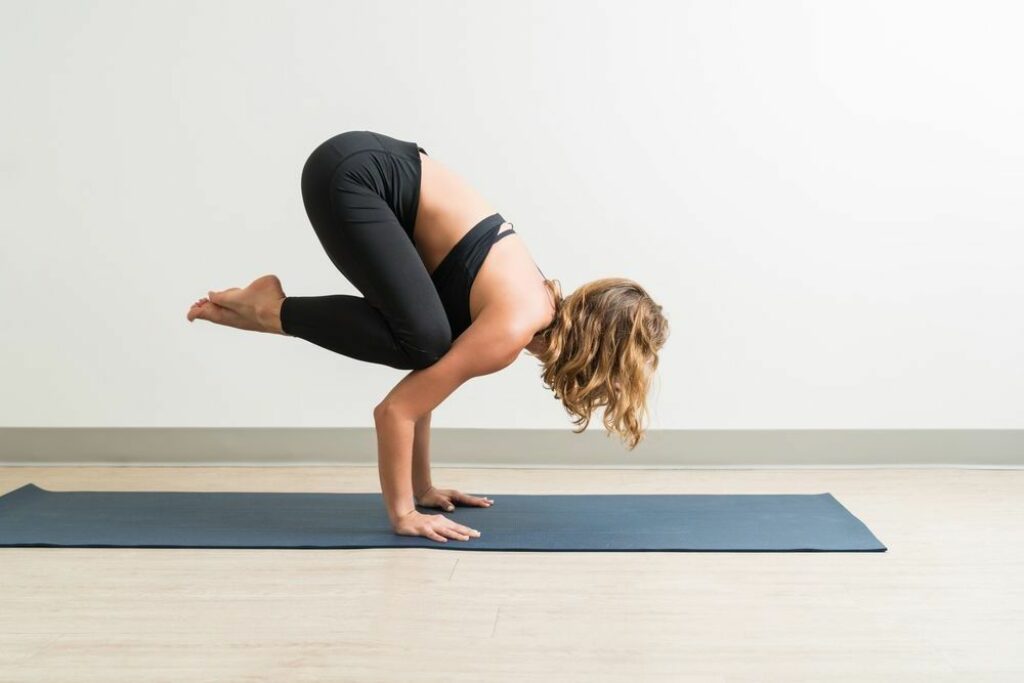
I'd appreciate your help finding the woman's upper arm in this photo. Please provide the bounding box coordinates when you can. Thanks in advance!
[374,310,529,421]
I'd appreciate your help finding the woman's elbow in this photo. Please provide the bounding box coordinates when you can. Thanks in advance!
[373,400,421,424]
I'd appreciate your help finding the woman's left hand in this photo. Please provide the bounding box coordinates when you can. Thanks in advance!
[415,486,494,512]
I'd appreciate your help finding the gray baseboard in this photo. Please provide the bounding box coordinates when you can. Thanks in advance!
[0,428,1021,467]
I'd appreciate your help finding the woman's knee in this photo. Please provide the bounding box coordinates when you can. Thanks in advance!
[403,327,453,369]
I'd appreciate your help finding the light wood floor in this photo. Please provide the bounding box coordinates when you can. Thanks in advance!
[1,466,1021,682]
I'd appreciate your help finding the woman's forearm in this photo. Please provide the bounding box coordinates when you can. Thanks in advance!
[374,408,417,526]
[412,411,433,498]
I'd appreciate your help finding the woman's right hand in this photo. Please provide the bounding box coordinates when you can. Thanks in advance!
[392,509,481,543]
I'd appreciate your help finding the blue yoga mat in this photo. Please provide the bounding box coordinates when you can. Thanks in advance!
[0,483,886,552]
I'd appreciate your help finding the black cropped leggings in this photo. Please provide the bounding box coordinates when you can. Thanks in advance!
[279,131,452,370]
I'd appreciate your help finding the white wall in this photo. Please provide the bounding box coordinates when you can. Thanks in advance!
[1,0,1021,429]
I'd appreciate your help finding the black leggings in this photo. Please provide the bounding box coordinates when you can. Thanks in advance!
[280,130,451,370]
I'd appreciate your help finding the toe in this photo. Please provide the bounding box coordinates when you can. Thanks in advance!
[195,303,223,323]
[209,288,244,310]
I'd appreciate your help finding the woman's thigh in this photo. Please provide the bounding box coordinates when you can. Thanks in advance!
[298,136,452,358]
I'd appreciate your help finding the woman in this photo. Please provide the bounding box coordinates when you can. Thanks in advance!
[187,130,669,543]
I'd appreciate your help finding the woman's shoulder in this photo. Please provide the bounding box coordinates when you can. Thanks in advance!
[473,297,549,352]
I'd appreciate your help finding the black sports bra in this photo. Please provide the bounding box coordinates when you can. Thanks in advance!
[429,212,545,340]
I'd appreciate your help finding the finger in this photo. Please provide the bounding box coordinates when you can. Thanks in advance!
[447,521,481,537]
[439,526,470,541]
[426,530,447,543]
[453,492,485,505]
[438,524,473,540]
[454,493,493,508]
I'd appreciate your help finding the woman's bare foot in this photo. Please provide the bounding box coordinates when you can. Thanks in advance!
[186,274,287,334]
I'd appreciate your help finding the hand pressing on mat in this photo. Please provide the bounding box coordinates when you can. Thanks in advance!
[393,510,481,543]
[415,486,494,512]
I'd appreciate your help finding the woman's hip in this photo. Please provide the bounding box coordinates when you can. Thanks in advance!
[300,130,423,238]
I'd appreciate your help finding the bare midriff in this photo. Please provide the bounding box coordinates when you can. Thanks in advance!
[412,152,500,276]
[414,151,554,334]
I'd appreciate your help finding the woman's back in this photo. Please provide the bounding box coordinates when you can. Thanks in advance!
[415,146,554,337]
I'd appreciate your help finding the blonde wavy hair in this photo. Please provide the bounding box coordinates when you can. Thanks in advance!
[533,277,669,450]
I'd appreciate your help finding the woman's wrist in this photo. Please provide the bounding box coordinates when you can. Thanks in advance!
[413,483,435,500]
[389,504,418,527]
